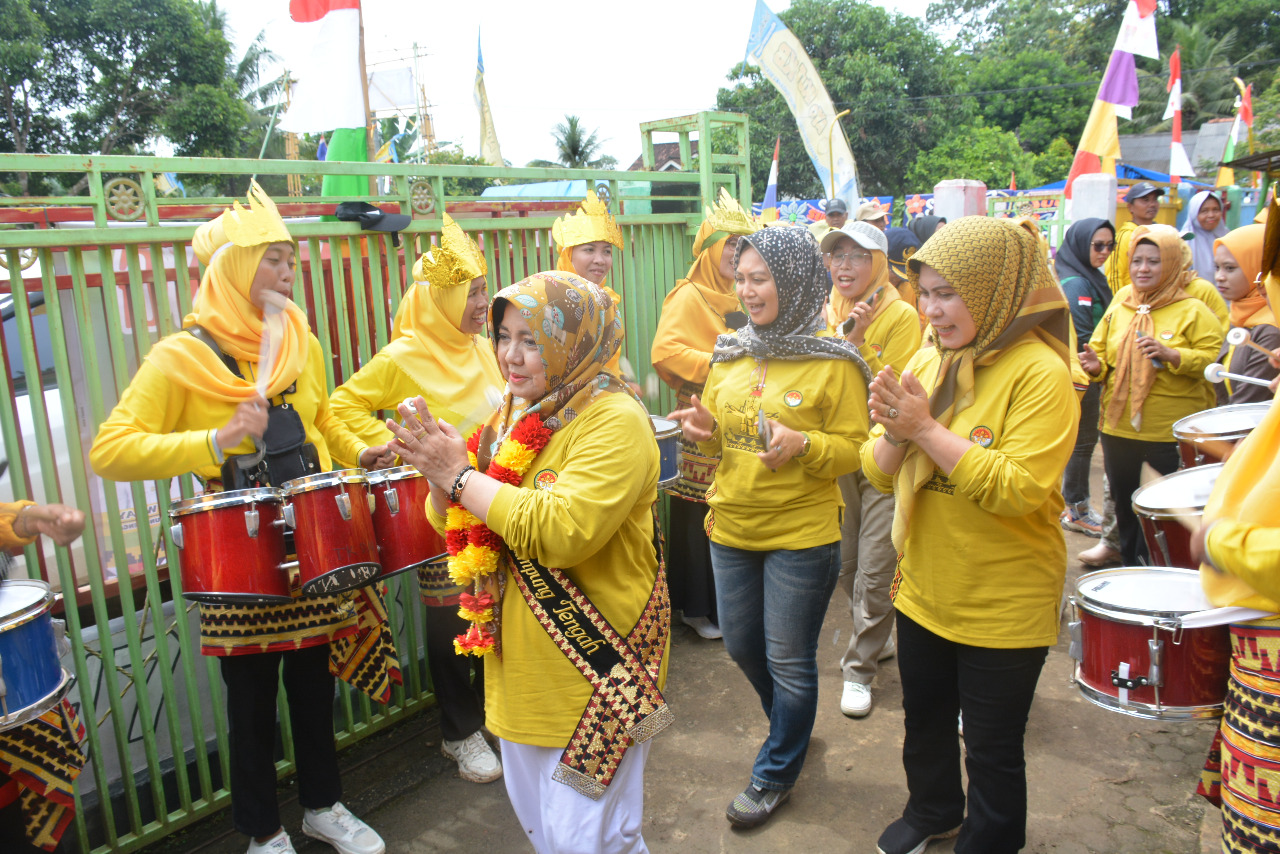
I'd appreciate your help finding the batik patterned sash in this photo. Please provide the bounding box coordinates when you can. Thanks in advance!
[0,699,85,851]
[509,553,672,799]
[328,584,403,704]
[671,381,720,503]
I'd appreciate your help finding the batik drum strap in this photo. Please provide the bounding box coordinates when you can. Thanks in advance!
[510,554,672,799]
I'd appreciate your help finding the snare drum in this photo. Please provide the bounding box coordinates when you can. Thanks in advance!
[0,579,72,731]
[170,488,292,604]
[651,416,680,491]
[282,470,382,596]
[1069,567,1229,720]
[1131,463,1222,568]
[368,465,445,578]
[1173,403,1268,467]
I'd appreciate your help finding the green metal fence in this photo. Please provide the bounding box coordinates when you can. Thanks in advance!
[0,142,738,852]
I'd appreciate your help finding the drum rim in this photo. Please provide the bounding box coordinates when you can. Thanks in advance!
[0,668,72,733]
[370,464,424,484]
[0,578,54,633]
[170,487,283,516]
[1073,566,1208,622]
[649,415,681,439]
[1073,669,1223,721]
[1172,402,1270,439]
[1131,462,1223,515]
[281,468,368,495]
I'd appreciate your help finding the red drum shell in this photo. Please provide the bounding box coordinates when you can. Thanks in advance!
[170,489,291,604]
[1072,567,1230,720]
[1173,403,1269,468]
[283,471,381,596]
[369,467,445,578]
[1131,464,1222,568]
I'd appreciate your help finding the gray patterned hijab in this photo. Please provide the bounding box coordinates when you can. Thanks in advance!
[711,226,870,380]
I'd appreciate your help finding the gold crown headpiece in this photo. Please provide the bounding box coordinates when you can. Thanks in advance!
[413,212,488,289]
[552,189,624,252]
[693,187,761,257]
[222,180,292,248]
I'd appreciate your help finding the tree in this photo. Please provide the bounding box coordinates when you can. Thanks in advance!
[1254,75,1280,152]
[965,50,1095,154]
[1132,20,1260,131]
[527,115,617,170]
[717,0,972,199]
[905,121,1040,191]
[428,146,498,198]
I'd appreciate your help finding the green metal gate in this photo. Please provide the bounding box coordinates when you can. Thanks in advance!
[0,113,749,853]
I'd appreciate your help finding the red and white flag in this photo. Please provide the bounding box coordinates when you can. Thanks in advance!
[1162,46,1196,182]
[278,0,366,133]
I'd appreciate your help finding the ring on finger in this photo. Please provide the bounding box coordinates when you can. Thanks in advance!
[887,407,899,419]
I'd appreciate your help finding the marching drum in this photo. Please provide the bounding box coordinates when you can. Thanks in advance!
[1131,463,1222,568]
[651,416,681,491]
[169,488,293,604]
[1070,567,1230,720]
[368,465,445,579]
[0,579,72,731]
[281,470,381,596]
[1172,403,1268,467]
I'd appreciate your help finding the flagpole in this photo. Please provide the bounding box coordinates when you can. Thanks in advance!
[358,2,375,195]
[827,109,849,198]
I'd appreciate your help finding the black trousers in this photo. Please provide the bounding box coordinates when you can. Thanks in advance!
[1099,433,1181,565]
[0,795,43,854]
[423,603,486,742]
[219,644,341,838]
[665,497,718,622]
[896,612,1048,854]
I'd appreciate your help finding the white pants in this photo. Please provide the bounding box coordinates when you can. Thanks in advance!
[500,739,651,854]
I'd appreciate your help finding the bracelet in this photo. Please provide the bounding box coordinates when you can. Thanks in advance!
[13,504,32,538]
[882,433,908,448]
[449,465,476,503]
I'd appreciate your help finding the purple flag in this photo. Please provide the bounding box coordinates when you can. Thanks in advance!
[1097,50,1140,108]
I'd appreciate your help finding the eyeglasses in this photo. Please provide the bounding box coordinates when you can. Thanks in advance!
[830,251,873,266]
[1091,241,1116,252]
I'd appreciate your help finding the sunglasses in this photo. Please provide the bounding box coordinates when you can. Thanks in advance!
[1091,241,1116,252]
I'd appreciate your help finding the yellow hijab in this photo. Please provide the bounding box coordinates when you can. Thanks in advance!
[385,268,505,437]
[824,251,900,332]
[1217,224,1274,329]
[650,236,741,386]
[1101,225,1192,432]
[147,212,310,402]
[895,216,1072,551]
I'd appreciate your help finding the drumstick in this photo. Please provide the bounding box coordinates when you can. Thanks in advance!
[1227,327,1277,359]
[257,291,289,397]
[1139,462,1202,532]
[1205,362,1274,388]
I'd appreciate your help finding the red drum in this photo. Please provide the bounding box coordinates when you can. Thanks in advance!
[1131,463,1222,568]
[1172,403,1268,467]
[368,465,445,578]
[169,488,292,604]
[282,470,381,596]
[1070,567,1230,720]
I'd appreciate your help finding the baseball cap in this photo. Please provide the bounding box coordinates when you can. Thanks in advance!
[825,198,849,215]
[820,221,890,255]
[855,201,889,223]
[1123,182,1164,203]
[885,227,922,279]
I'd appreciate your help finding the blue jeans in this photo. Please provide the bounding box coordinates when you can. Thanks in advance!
[710,540,842,791]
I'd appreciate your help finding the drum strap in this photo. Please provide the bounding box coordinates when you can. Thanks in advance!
[507,516,672,800]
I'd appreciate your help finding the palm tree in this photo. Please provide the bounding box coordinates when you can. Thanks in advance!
[1132,21,1259,131]
[527,115,617,169]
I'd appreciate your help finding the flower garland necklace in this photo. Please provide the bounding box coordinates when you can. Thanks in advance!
[446,413,552,656]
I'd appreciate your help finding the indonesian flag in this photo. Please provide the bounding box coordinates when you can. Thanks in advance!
[760,136,780,222]
[1065,0,1159,199]
[1162,47,1196,183]
[278,0,366,133]
[1216,80,1255,187]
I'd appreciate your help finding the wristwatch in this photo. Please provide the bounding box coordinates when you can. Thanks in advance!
[798,432,811,457]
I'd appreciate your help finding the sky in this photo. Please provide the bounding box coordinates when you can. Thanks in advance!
[223,0,934,169]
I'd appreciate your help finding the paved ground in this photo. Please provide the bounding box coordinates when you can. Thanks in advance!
[151,458,1227,854]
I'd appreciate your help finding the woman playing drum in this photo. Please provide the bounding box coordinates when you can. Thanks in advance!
[329,213,505,784]
[90,184,389,854]
[862,216,1078,854]
[650,189,760,640]
[1212,223,1279,404]
[392,271,669,853]
[670,226,870,828]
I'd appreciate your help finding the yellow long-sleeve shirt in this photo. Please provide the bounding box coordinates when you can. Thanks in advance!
[696,356,869,551]
[650,285,728,388]
[1088,295,1223,442]
[823,299,923,379]
[0,501,37,550]
[861,335,1078,648]
[429,392,665,746]
[1206,521,1280,613]
[90,333,367,482]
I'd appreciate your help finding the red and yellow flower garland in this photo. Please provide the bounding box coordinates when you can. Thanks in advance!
[446,414,552,656]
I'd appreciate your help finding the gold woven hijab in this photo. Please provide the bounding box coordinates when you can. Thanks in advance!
[894,216,1072,550]
[1101,224,1191,432]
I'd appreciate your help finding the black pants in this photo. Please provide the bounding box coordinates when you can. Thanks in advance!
[666,497,718,623]
[896,612,1048,854]
[1062,383,1101,506]
[0,794,43,854]
[424,604,485,742]
[1099,433,1181,565]
[219,644,341,838]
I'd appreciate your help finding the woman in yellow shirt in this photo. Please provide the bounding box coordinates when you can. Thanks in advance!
[1080,225,1223,565]
[650,190,759,640]
[89,185,387,854]
[671,226,870,828]
[328,213,504,784]
[1212,223,1279,403]
[819,221,922,719]
[552,189,629,379]
[860,216,1078,854]
[392,271,667,854]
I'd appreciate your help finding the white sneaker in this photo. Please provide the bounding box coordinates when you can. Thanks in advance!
[681,614,723,639]
[247,830,296,854]
[442,730,503,783]
[301,802,385,854]
[841,680,872,717]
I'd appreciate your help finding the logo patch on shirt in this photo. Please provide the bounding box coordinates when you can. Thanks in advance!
[1078,296,1093,306]
[534,469,558,490]
[783,390,803,407]
[1160,330,1174,340]
[870,343,883,357]
[969,426,994,448]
